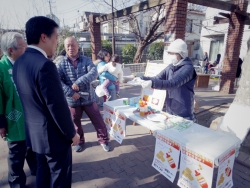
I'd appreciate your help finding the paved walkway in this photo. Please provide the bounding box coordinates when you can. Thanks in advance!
[0,79,250,188]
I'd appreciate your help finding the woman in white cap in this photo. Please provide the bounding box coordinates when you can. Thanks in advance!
[140,39,197,121]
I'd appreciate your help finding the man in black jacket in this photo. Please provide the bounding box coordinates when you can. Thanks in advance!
[13,16,80,188]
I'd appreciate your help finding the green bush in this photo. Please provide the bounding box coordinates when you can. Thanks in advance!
[101,40,112,53]
[86,40,112,58]
[147,42,164,60]
[122,44,137,64]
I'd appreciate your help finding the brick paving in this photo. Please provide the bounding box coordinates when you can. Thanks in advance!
[0,80,249,188]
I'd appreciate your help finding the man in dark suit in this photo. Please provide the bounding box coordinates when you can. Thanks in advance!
[13,16,80,188]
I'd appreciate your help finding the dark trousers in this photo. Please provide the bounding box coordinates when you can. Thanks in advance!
[69,102,109,144]
[36,145,72,188]
[26,147,37,175]
[7,140,37,188]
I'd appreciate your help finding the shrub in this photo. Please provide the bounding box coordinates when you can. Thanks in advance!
[101,40,112,53]
[122,44,137,64]
[86,40,112,58]
[147,42,164,60]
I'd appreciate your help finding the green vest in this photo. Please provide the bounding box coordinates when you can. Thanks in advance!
[0,55,25,141]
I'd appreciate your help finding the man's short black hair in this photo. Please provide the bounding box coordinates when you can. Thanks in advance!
[25,16,59,45]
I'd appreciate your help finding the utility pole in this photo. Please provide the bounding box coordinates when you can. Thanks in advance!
[111,0,115,55]
[49,1,53,19]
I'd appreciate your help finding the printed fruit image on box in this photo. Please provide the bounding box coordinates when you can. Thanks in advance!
[105,118,109,124]
[195,170,208,188]
[118,124,123,135]
[217,173,225,186]
[225,167,231,177]
[156,151,165,162]
[166,153,176,168]
[113,124,118,131]
[182,167,194,181]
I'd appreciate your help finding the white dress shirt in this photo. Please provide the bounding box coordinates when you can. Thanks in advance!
[28,45,47,58]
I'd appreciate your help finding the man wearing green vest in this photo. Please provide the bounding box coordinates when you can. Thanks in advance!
[0,32,37,188]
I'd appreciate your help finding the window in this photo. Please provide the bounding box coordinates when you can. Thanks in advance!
[122,22,129,34]
[186,19,193,33]
[209,37,224,62]
[103,25,108,33]
[115,20,118,33]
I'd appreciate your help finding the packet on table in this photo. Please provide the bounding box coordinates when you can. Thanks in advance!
[123,99,129,105]
[168,116,193,131]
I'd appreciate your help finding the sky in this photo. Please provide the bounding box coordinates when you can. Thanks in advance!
[0,0,137,29]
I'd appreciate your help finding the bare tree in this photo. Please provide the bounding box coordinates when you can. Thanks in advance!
[89,0,206,63]
[92,0,165,63]
[129,5,165,63]
[234,37,250,106]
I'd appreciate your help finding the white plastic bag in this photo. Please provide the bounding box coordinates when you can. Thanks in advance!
[95,85,105,97]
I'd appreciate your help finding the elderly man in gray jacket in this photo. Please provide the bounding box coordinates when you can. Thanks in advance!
[57,37,110,152]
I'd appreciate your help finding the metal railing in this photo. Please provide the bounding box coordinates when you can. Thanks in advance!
[194,65,202,73]
[122,63,147,74]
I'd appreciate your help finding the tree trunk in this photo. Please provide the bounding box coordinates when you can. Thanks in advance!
[232,41,250,153]
[234,49,250,106]
[133,43,146,63]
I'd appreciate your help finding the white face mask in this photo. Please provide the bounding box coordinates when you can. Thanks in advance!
[168,54,179,65]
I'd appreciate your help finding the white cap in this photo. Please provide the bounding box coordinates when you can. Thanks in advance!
[166,39,188,58]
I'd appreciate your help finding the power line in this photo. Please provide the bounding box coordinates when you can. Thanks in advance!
[58,1,92,14]
[59,1,89,13]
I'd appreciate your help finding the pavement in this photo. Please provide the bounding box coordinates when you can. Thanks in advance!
[0,79,250,188]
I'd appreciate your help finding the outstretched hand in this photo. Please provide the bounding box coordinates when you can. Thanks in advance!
[132,77,142,82]
[141,80,152,89]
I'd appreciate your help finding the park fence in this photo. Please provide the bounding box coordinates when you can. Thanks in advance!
[122,63,147,75]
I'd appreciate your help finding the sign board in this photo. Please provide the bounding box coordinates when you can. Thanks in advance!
[103,106,126,144]
[216,147,236,188]
[141,63,168,111]
[152,131,181,182]
[177,146,214,188]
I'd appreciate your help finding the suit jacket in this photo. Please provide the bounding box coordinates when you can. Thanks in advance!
[13,48,76,154]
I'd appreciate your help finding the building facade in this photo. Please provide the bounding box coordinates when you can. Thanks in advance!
[200,5,250,64]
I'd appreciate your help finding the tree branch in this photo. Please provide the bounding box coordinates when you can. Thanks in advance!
[128,14,142,41]
[144,13,165,43]
[147,32,164,45]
